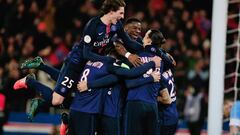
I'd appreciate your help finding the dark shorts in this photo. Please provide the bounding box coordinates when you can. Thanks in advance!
[54,58,85,97]
[123,100,158,135]
[68,110,98,135]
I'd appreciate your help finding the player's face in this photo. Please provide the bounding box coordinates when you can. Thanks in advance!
[125,22,141,40]
[143,30,152,46]
[110,7,124,24]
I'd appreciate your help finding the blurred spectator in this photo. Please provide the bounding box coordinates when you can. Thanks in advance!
[0,92,7,135]
[0,37,4,66]
[188,59,209,89]
[43,0,55,37]
[148,0,165,17]
[46,34,70,67]
[223,98,240,135]
[229,100,240,135]
[0,67,4,91]
[184,86,206,135]
[21,36,35,60]
[223,99,234,119]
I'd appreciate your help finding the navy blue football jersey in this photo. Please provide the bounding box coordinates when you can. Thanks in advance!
[102,84,122,118]
[158,69,178,125]
[70,60,109,114]
[126,45,164,104]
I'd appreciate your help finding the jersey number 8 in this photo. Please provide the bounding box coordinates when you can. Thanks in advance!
[80,69,90,81]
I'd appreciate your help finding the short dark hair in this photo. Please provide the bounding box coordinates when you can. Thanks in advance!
[124,18,141,26]
[101,0,126,14]
[148,29,166,46]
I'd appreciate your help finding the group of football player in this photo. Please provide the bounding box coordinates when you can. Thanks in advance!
[13,0,178,135]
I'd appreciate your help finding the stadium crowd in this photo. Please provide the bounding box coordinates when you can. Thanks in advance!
[0,0,220,134]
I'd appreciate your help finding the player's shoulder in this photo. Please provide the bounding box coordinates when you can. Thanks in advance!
[91,16,101,22]
[111,20,123,31]
[144,45,158,54]
[86,16,101,27]
[115,20,123,26]
[136,37,143,44]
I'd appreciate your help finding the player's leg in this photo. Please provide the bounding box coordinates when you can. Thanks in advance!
[14,76,56,121]
[187,121,200,135]
[26,57,84,106]
[21,56,60,81]
[53,59,84,100]
[143,103,158,135]
[18,56,84,104]
[14,74,65,120]
[60,112,69,135]
[160,124,178,135]
[28,98,45,122]
[26,77,54,103]
[27,58,84,113]
[68,110,98,135]
[101,115,121,135]
[124,101,143,135]
[13,73,36,90]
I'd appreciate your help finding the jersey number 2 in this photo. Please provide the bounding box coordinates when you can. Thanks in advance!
[168,79,176,102]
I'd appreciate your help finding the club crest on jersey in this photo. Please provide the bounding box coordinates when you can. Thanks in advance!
[151,47,156,52]
[111,25,117,32]
[60,87,66,93]
[84,35,91,43]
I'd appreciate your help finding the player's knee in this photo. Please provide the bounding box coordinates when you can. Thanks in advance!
[52,92,64,106]
[52,99,63,106]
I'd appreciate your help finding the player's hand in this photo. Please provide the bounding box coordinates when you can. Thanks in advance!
[151,56,162,67]
[128,54,143,67]
[150,71,160,82]
[167,53,176,66]
[77,81,88,92]
[157,96,162,102]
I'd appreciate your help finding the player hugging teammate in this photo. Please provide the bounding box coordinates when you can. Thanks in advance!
[13,0,178,135]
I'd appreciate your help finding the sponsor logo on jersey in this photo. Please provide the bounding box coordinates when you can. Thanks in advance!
[93,38,110,47]
[98,32,104,35]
